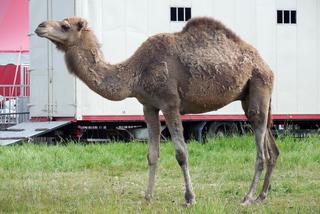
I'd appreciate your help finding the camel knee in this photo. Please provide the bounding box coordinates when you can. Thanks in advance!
[257,161,264,171]
[256,156,265,171]
[266,134,280,166]
[176,149,187,166]
[147,152,159,166]
[266,152,279,167]
[248,109,267,128]
[271,143,280,161]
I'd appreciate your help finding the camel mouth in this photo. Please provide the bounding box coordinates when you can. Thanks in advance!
[34,28,64,46]
[34,28,48,37]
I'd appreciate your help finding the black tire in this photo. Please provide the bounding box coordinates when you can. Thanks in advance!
[206,122,239,139]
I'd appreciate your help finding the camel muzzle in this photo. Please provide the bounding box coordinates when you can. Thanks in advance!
[35,22,48,37]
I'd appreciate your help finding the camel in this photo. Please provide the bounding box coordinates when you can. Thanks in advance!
[35,16,279,205]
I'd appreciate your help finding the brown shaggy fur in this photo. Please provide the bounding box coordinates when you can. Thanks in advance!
[182,17,241,43]
[35,16,279,205]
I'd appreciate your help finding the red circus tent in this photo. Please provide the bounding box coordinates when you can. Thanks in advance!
[0,0,29,96]
[0,0,29,53]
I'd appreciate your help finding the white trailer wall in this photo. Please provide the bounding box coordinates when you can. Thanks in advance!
[29,0,50,117]
[75,0,148,118]
[30,0,320,119]
[296,0,319,113]
[29,0,76,118]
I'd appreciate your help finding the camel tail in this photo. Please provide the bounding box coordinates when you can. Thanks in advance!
[265,98,279,159]
[267,98,273,129]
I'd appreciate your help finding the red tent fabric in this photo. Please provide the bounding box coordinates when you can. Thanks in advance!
[0,64,20,85]
[0,64,30,97]
[0,0,29,97]
[0,0,29,52]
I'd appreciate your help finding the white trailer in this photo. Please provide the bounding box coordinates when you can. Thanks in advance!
[26,0,320,141]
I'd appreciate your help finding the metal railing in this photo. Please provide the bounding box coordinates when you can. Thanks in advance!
[0,65,30,128]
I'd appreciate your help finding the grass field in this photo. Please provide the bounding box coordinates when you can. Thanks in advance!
[0,135,319,213]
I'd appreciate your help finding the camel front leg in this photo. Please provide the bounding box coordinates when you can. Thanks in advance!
[241,124,267,205]
[143,106,161,201]
[163,109,195,205]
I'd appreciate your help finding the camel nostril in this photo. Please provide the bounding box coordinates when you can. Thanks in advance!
[38,22,47,28]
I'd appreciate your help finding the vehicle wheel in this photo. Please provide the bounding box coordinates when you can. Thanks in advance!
[206,122,239,139]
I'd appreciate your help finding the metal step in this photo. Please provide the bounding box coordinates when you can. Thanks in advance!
[0,121,70,145]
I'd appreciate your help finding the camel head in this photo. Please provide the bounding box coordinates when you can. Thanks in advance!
[35,16,89,51]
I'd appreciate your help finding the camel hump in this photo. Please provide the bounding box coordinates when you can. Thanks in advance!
[182,17,241,43]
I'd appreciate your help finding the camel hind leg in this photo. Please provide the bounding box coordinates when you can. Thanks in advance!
[240,78,275,205]
[256,122,279,203]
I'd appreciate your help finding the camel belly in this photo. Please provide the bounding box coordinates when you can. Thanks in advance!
[179,77,248,114]
[180,93,238,114]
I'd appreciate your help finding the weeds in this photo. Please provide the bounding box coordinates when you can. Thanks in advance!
[0,136,319,213]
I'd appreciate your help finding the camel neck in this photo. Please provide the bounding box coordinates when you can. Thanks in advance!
[64,46,136,101]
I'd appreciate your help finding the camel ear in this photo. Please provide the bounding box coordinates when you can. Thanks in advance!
[77,19,88,31]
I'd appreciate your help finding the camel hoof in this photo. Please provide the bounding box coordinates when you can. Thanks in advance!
[184,198,196,207]
[255,194,266,204]
[185,192,196,207]
[144,194,152,203]
[240,196,254,206]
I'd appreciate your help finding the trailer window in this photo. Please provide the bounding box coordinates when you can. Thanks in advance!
[185,8,191,21]
[170,7,192,22]
[170,7,177,21]
[178,8,184,21]
[277,10,297,24]
[283,10,290,23]
[291,10,296,24]
[277,10,282,23]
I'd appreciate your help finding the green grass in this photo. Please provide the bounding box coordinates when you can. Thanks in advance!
[0,135,319,213]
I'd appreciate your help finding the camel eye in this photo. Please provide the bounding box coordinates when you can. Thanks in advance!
[61,24,70,31]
